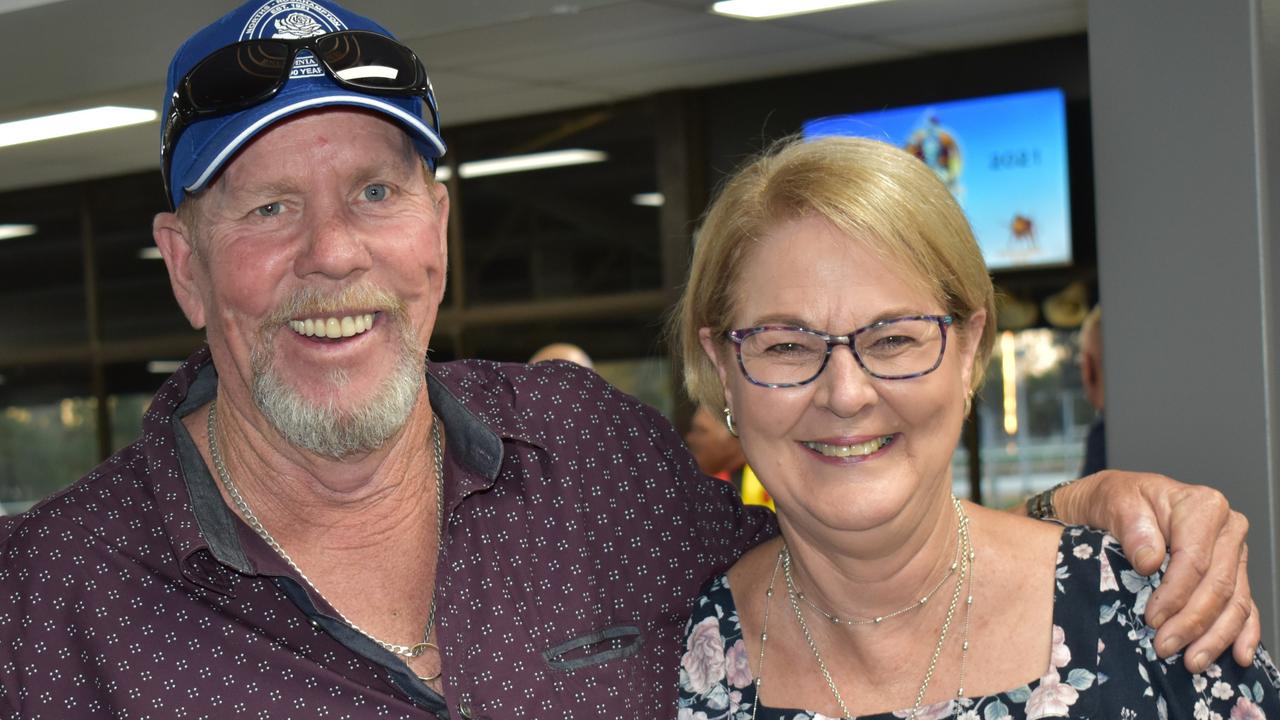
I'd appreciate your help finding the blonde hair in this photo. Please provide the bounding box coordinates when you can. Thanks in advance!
[673,135,997,411]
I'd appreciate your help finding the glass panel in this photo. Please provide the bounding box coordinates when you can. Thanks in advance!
[975,327,1091,508]
[0,185,87,356]
[0,396,98,514]
[451,101,661,305]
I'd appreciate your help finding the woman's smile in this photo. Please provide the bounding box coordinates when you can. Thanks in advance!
[800,433,896,461]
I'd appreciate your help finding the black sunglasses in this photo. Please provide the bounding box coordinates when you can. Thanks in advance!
[161,30,440,209]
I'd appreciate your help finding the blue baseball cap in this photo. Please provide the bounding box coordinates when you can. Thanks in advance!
[163,0,446,208]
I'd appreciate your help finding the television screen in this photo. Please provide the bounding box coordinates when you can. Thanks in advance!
[803,88,1072,271]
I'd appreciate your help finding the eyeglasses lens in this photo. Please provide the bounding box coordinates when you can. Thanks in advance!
[739,318,944,385]
[187,42,290,109]
[318,32,418,90]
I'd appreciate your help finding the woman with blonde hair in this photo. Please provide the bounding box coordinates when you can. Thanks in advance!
[673,136,1278,719]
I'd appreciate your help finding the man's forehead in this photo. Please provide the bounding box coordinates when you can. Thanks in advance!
[216,109,418,186]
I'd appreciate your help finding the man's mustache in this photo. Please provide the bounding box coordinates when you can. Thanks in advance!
[259,284,409,331]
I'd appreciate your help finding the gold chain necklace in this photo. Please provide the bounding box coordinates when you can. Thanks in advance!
[756,496,974,720]
[207,400,445,677]
[794,520,962,626]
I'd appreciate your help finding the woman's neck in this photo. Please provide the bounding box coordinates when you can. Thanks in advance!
[777,491,963,623]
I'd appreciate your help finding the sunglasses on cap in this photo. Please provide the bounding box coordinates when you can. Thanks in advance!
[161,30,440,210]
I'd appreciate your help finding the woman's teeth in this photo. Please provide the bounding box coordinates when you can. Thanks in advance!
[803,435,893,458]
[288,313,375,339]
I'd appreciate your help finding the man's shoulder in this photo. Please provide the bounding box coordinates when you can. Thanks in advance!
[430,358,653,431]
[431,357,619,397]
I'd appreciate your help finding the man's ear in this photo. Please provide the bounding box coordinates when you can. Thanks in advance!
[152,211,207,330]
[430,181,451,304]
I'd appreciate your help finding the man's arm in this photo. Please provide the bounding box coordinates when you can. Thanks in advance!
[1016,470,1259,673]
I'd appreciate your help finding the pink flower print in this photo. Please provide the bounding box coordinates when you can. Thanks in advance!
[681,616,727,695]
[1193,674,1209,693]
[1230,696,1266,720]
[1050,625,1072,669]
[1212,681,1235,701]
[1027,670,1080,719]
[1073,543,1094,559]
[1098,539,1119,592]
[724,638,753,688]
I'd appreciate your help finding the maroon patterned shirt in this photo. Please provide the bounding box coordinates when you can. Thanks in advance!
[0,347,775,719]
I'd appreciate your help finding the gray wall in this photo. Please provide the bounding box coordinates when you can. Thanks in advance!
[1088,0,1279,650]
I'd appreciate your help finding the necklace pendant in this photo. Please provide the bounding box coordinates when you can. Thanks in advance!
[408,641,438,658]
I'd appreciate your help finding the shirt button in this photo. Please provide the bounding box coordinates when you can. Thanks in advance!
[458,704,472,719]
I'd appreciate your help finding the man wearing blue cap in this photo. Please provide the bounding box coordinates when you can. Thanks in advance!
[0,1,1261,718]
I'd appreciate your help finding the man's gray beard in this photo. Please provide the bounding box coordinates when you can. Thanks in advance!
[249,302,426,459]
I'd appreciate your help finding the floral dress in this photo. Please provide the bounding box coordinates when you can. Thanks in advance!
[677,525,1280,719]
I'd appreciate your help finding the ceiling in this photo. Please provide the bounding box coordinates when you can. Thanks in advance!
[0,0,1085,195]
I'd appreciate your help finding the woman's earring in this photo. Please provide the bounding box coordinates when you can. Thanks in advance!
[723,407,738,437]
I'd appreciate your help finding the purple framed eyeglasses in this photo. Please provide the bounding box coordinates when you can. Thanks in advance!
[725,314,954,388]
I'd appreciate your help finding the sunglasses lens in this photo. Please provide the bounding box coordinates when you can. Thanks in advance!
[186,41,291,110]
[316,31,420,91]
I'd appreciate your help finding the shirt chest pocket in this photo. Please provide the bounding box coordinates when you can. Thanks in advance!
[541,624,644,671]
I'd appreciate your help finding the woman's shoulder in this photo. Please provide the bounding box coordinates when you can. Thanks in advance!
[685,572,740,632]
[679,572,761,717]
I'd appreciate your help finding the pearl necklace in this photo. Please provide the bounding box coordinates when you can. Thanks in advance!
[207,400,445,673]
[754,495,975,720]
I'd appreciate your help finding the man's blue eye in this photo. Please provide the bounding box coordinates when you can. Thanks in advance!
[363,184,389,201]
[255,202,281,217]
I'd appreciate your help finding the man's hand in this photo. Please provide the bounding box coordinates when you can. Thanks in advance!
[1053,470,1259,672]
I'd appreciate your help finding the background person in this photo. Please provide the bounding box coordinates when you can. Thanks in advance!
[529,341,595,369]
[673,136,1275,719]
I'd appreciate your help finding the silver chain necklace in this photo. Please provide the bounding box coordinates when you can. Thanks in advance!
[761,495,974,720]
[207,400,445,668]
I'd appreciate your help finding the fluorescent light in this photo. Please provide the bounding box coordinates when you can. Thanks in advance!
[458,149,607,178]
[711,0,892,20]
[432,149,607,182]
[147,360,183,375]
[631,192,665,207]
[0,106,158,149]
[0,224,36,241]
[138,247,163,260]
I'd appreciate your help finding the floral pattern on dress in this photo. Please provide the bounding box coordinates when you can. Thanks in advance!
[676,525,1280,719]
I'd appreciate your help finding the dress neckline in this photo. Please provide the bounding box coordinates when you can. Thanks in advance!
[730,525,1100,720]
